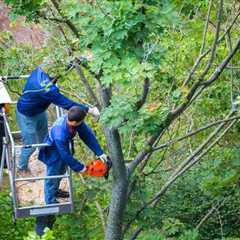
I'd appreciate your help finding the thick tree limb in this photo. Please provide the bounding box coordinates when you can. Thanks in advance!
[100,86,129,240]
[203,38,240,86]
[136,77,150,110]
[129,36,240,175]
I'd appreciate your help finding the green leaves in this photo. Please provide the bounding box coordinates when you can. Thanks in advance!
[24,229,55,240]
[4,0,46,21]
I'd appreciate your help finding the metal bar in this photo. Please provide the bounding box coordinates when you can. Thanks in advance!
[2,109,16,176]
[5,142,18,210]
[68,168,74,209]
[15,143,49,148]
[2,110,15,158]
[15,174,70,182]
[2,110,18,210]
[11,131,21,135]
[18,202,72,210]
[56,105,61,118]
[0,75,29,81]
[0,143,6,188]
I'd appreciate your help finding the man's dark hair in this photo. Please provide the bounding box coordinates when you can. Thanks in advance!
[68,106,87,122]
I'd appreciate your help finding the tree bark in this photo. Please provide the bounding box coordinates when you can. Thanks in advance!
[104,128,128,240]
[101,87,129,240]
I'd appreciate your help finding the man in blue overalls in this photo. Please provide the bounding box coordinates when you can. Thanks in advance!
[16,67,100,175]
[35,106,109,235]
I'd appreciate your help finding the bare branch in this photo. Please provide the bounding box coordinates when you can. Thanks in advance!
[59,87,94,107]
[203,38,240,86]
[125,118,236,230]
[200,0,213,54]
[152,114,240,152]
[129,36,240,175]
[198,0,223,82]
[152,118,236,206]
[135,78,150,110]
[37,11,67,23]
[73,61,101,109]
[196,198,227,230]
[95,201,106,233]
[183,8,240,86]
[129,227,143,240]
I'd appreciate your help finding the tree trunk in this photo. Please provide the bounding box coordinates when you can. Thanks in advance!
[104,128,128,240]
[100,87,129,239]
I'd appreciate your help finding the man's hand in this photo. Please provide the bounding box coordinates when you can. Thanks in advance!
[88,106,100,117]
[78,165,87,176]
[98,154,112,178]
[98,154,110,163]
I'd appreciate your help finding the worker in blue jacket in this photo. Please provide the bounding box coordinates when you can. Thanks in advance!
[35,106,109,235]
[16,67,100,174]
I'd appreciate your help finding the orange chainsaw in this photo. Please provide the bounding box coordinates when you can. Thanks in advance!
[84,156,112,179]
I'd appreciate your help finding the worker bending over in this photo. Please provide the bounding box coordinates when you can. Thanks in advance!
[35,106,110,235]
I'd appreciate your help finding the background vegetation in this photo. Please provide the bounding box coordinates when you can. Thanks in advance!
[0,0,240,239]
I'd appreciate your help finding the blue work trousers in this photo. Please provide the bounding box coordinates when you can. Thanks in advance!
[35,215,56,236]
[16,109,48,170]
[45,159,67,204]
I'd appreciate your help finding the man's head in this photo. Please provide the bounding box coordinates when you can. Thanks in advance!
[67,106,87,127]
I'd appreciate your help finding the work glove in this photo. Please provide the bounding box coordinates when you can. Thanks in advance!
[88,106,100,117]
[79,165,87,175]
[98,154,112,179]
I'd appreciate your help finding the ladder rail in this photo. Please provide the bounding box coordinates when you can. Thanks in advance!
[15,174,70,182]
[0,140,6,188]
[1,108,19,212]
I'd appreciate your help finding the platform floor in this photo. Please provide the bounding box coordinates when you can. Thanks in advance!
[16,150,69,207]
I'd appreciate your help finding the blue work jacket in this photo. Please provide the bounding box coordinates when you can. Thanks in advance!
[38,115,103,172]
[17,67,88,116]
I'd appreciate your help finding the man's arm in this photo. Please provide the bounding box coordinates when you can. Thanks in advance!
[76,122,104,156]
[44,86,89,112]
[55,138,86,172]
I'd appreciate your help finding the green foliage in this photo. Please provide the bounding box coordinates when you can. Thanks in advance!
[161,218,186,237]
[200,147,240,197]
[0,191,34,240]
[24,229,55,240]
[4,0,46,21]
[1,0,240,240]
